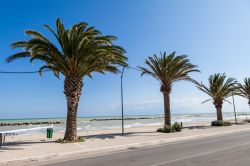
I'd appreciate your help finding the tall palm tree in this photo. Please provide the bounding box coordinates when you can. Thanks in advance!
[237,78,250,106]
[6,19,128,141]
[196,73,236,121]
[138,52,199,126]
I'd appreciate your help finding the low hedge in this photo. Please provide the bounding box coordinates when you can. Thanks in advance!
[243,119,250,123]
[157,122,182,133]
[211,120,232,126]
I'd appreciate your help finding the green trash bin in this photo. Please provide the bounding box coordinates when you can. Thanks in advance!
[47,128,53,139]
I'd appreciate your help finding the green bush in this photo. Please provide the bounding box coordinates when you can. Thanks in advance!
[55,138,64,143]
[172,122,182,132]
[211,120,231,126]
[223,121,232,126]
[56,137,85,143]
[243,119,250,123]
[157,125,172,133]
[156,127,162,132]
[211,120,223,126]
[157,122,182,133]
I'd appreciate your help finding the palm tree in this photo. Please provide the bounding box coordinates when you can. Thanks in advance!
[138,52,199,126]
[237,78,250,106]
[6,19,128,141]
[196,73,236,121]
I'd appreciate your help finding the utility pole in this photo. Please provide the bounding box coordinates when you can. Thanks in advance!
[121,67,125,135]
[232,85,237,124]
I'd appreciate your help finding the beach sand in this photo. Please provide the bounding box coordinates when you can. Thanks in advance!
[3,121,212,142]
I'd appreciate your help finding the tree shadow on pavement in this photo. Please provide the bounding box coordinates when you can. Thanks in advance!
[81,131,158,140]
[0,140,55,151]
[0,146,24,151]
[183,126,212,130]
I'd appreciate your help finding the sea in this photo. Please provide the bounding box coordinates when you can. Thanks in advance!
[0,112,249,136]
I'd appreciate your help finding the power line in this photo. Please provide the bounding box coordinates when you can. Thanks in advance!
[127,66,143,72]
[0,70,49,74]
[0,66,142,74]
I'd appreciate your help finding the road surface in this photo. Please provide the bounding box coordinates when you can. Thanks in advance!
[41,131,250,166]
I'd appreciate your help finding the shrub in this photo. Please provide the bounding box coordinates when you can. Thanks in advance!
[56,137,85,143]
[156,127,163,132]
[55,138,64,143]
[211,120,231,126]
[172,122,182,132]
[211,120,223,126]
[223,121,232,126]
[157,122,182,133]
[157,125,172,133]
[243,119,250,123]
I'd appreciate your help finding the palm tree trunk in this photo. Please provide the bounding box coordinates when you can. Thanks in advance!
[215,104,223,121]
[63,75,83,141]
[163,92,171,126]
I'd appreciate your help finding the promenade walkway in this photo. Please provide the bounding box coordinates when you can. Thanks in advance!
[1,123,250,166]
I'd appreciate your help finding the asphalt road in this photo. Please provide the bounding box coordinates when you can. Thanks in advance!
[42,131,250,166]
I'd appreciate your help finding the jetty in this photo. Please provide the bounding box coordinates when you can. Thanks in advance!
[0,121,64,126]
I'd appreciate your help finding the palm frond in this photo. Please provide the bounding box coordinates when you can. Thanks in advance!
[138,51,199,90]
[6,52,30,63]
[201,99,212,104]
[196,73,236,106]
[7,18,128,78]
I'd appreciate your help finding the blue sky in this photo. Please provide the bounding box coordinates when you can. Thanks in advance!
[1,0,250,119]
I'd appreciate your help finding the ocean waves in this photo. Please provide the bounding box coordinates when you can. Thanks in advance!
[0,112,248,135]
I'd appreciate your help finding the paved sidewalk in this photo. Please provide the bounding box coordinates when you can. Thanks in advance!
[1,124,250,166]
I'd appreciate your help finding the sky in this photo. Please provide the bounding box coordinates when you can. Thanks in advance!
[1,0,250,119]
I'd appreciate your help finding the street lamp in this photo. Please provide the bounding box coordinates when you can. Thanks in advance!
[232,81,237,124]
[121,67,125,135]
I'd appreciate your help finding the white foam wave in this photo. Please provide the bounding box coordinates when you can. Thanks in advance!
[1,125,54,134]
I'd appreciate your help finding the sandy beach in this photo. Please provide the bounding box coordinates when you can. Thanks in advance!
[0,120,233,143]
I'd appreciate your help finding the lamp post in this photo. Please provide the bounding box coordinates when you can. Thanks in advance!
[232,91,237,124]
[121,67,125,135]
[232,82,237,124]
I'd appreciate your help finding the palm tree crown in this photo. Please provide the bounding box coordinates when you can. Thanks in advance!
[7,18,127,77]
[237,77,250,106]
[138,52,199,92]
[196,73,236,105]
[138,51,199,126]
[196,73,236,121]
